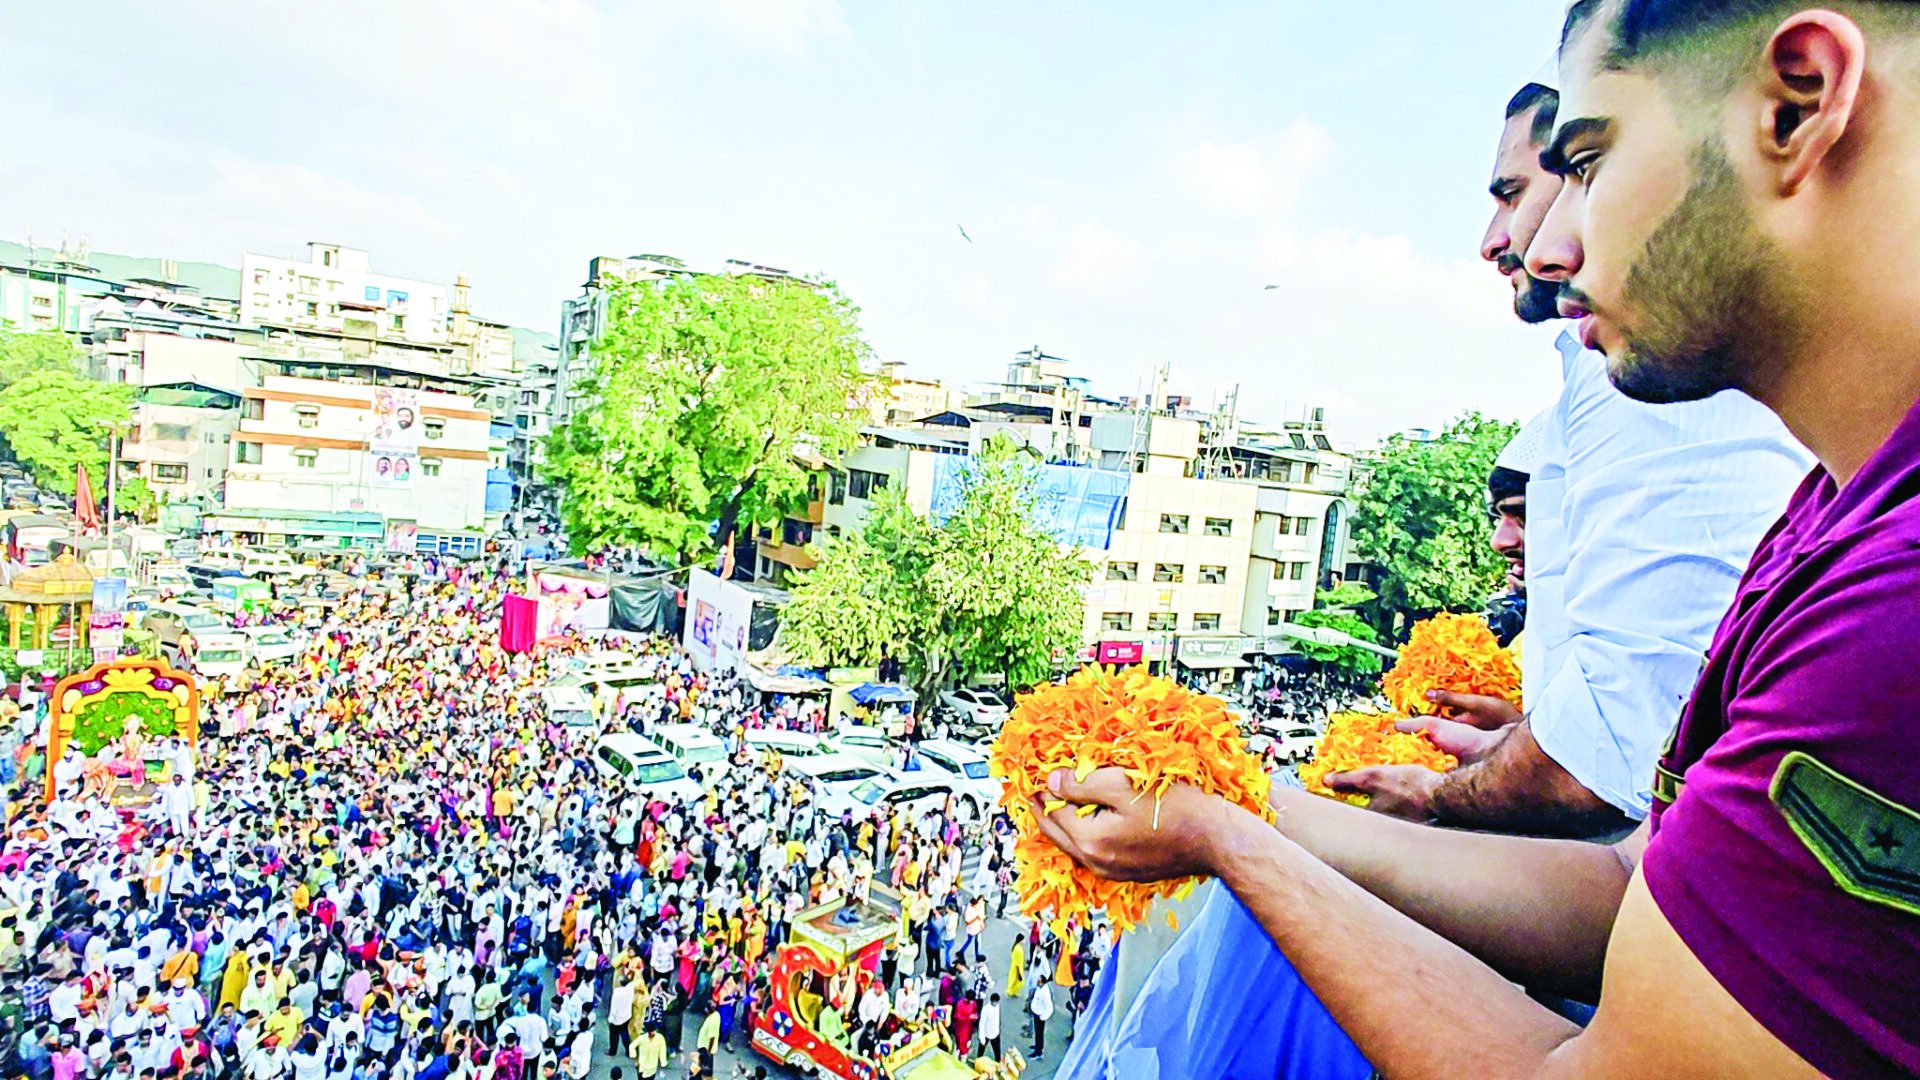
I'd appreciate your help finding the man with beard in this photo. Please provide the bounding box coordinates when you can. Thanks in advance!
[1045,1,1920,1075]
[1328,72,1811,837]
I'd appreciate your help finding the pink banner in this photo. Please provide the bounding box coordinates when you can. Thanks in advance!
[501,593,538,653]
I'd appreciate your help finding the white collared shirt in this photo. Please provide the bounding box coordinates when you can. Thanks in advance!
[1524,333,1812,817]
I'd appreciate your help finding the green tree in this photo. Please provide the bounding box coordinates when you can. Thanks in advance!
[0,369,132,495]
[0,329,82,385]
[1290,581,1387,676]
[542,273,875,561]
[116,476,160,523]
[782,438,1091,703]
[1349,411,1518,638]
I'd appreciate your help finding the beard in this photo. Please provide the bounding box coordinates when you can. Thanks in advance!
[1605,143,1796,404]
[1499,256,1561,324]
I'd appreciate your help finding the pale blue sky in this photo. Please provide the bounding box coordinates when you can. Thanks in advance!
[5,1,1571,443]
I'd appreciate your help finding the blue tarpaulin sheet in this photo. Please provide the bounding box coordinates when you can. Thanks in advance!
[927,457,1129,551]
[849,683,916,705]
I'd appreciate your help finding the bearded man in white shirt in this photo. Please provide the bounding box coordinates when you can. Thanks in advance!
[1327,79,1810,836]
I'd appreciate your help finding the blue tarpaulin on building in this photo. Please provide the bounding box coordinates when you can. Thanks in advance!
[849,683,916,705]
[928,457,1129,550]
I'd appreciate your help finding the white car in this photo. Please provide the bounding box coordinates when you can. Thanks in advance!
[189,632,253,682]
[939,687,1010,727]
[913,738,1004,807]
[1274,725,1323,765]
[744,729,833,760]
[591,733,704,806]
[817,773,984,823]
[784,754,896,801]
[825,726,893,768]
[652,723,732,780]
[235,625,300,666]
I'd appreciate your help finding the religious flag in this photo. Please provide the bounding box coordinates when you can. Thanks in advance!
[718,530,737,581]
[75,463,100,534]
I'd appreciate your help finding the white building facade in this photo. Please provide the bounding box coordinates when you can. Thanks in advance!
[240,244,449,347]
[225,376,493,533]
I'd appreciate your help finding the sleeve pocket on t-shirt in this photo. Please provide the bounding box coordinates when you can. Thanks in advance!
[1769,751,1920,918]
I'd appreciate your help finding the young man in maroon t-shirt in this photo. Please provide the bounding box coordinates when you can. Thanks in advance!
[1033,3,1920,1078]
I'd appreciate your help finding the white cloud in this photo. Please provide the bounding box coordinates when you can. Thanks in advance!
[680,0,850,56]
[1171,120,1332,216]
[1045,222,1149,302]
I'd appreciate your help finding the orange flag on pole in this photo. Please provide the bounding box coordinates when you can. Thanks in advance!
[75,463,100,535]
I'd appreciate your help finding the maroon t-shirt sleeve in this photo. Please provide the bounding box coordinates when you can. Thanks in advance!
[1643,550,1920,1079]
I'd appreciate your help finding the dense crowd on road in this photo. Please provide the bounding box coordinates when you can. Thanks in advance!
[0,554,1109,1080]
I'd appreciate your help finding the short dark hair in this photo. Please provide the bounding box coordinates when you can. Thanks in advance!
[1565,0,1919,67]
[1505,83,1561,146]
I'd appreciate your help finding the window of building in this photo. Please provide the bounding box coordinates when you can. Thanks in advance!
[847,468,889,500]
[1277,462,1294,483]
[304,301,319,318]
[1153,563,1184,583]
[152,423,192,443]
[1305,464,1318,484]
[828,470,847,505]
[1203,516,1233,537]
[299,276,319,294]
[1314,435,1333,451]
[295,404,320,429]
[1159,513,1189,534]
[1291,433,1308,449]
[321,250,335,268]
[424,418,445,440]
[293,448,318,469]
[1267,607,1285,626]
[1295,517,1312,536]
[1346,562,1365,581]
[365,286,380,302]
[235,442,262,465]
[1199,564,1227,585]
[1290,561,1308,580]
[251,293,270,310]
[1101,612,1133,632]
[153,463,188,482]
[421,458,442,477]
[782,519,813,547]
[252,268,270,285]
[1273,514,1292,537]
[391,314,406,333]
[1191,613,1221,631]
[1147,613,1175,632]
[1106,561,1138,582]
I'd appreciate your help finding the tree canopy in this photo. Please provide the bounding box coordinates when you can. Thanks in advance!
[1348,411,1517,638]
[781,438,1090,703]
[1289,581,1387,676]
[0,329,83,386]
[542,273,875,561]
[0,368,132,495]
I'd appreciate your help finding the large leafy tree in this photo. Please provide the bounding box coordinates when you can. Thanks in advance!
[543,272,875,561]
[0,369,132,495]
[1290,581,1387,676]
[1349,411,1518,638]
[782,438,1091,703]
[0,329,83,385]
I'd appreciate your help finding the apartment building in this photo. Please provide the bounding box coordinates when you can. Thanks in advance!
[222,375,496,541]
[240,243,450,347]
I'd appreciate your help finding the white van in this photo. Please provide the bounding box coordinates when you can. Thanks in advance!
[592,733,704,806]
[238,550,318,582]
[190,632,253,681]
[785,754,896,799]
[652,723,731,779]
[541,686,598,729]
[743,729,832,760]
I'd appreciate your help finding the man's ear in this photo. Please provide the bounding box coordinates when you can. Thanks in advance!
[1757,10,1867,194]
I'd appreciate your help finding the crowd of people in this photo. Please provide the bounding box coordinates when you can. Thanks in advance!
[0,554,1109,1080]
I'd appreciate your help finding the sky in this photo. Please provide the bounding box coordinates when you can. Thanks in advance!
[5,1,1573,446]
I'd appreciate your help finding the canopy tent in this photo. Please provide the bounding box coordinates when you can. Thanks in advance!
[743,665,831,696]
[849,683,916,705]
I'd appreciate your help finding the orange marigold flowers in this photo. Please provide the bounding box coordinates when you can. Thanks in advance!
[991,665,1273,933]
[1380,612,1521,717]
[1298,711,1459,806]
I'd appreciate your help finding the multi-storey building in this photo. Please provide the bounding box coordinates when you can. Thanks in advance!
[240,243,450,347]
[219,375,496,547]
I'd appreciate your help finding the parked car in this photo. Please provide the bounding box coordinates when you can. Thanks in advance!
[591,733,704,806]
[911,738,1003,806]
[743,729,833,760]
[784,754,897,800]
[938,687,1011,728]
[652,723,731,780]
[825,726,894,768]
[236,625,301,666]
[540,686,598,729]
[816,772,985,824]
[187,631,252,682]
[1271,725,1323,765]
[145,602,232,651]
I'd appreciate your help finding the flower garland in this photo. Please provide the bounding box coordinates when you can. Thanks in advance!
[991,666,1273,933]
